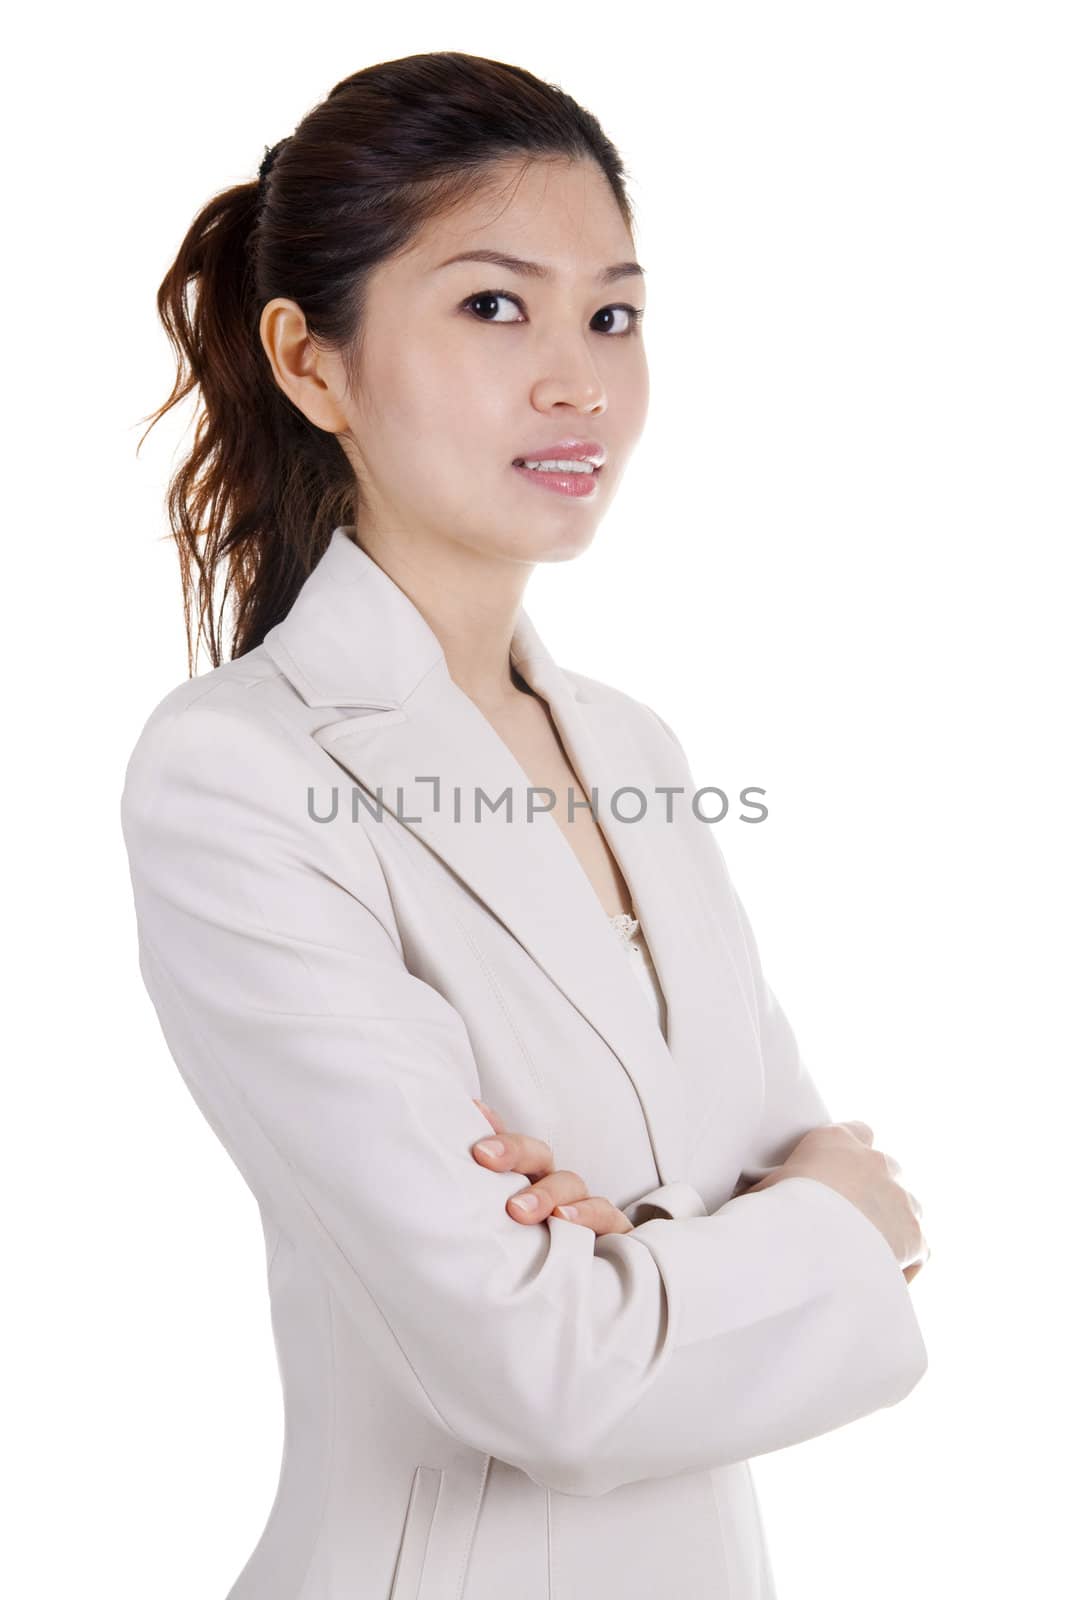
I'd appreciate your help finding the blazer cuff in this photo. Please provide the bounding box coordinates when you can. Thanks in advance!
[623,1181,709,1227]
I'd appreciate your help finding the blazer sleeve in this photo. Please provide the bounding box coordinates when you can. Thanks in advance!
[121,691,928,1503]
[622,1181,709,1225]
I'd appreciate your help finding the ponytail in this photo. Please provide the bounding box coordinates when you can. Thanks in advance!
[136,173,355,673]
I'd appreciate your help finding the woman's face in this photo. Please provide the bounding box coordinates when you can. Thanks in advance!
[333,156,649,568]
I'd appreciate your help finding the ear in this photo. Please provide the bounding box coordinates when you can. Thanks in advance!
[258,297,352,435]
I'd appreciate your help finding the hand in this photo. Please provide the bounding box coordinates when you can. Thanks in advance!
[744,1120,930,1281]
[471,1098,635,1236]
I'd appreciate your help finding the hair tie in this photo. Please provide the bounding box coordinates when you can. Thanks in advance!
[257,139,287,188]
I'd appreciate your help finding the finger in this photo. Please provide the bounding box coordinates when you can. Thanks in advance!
[470,1103,557,1181]
[552,1197,635,1236]
[506,1169,588,1222]
[740,1171,780,1194]
[839,1119,874,1144]
[472,1129,556,1182]
[903,1240,931,1283]
[472,1098,505,1133]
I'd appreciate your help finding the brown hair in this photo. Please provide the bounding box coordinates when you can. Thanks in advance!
[137,51,636,673]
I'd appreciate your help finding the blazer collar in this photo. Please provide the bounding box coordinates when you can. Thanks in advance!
[262,527,752,1188]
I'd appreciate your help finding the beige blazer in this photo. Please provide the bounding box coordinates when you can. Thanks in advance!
[120,526,928,1600]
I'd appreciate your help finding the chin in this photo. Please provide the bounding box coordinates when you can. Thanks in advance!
[496,535,595,568]
[457,515,602,568]
[508,519,602,565]
[534,530,598,564]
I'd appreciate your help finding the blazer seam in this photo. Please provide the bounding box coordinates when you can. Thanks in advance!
[546,1482,556,1600]
[706,1471,735,1600]
[161,662,286,723]
[399,650,448,707]
[453,1452,492,1600]
[265,1225,283,1278]
[295,1285,338,1599]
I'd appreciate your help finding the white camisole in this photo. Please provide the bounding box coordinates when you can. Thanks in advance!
[607,912,667,1038]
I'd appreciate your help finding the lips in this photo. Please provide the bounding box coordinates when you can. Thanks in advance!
[511,438,606,468]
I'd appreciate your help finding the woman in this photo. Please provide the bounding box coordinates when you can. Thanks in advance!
[122,51,929,1600]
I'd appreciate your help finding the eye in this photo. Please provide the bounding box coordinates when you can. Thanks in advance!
[590,304,643,336]
[460,290,645,337]
[462,291,525,325]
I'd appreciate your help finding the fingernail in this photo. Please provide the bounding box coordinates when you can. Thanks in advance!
[510,1192,537,1211]
[558,1205,578,1219]
[475,1139,504,1157]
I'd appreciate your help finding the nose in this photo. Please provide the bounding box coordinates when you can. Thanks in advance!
[529,344,607,416]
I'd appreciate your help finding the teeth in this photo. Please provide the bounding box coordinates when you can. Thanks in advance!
[517,459,597,473]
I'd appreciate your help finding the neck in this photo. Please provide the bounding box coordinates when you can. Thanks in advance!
[347,527,536,713]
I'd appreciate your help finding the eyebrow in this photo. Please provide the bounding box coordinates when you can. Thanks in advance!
[433,249,645,285]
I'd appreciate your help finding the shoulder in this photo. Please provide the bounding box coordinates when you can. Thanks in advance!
[120,645,313,818]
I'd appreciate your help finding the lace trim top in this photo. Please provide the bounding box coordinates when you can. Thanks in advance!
[607,911,667,1038]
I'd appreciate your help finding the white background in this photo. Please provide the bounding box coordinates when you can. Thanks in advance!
[6,3,1063,1595]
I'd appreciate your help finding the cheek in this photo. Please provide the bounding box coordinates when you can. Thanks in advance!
[378,336,504,444]
[618,358,650,428]
[370,387,510,517]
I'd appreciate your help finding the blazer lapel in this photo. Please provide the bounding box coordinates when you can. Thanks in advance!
[262,527,746,1188]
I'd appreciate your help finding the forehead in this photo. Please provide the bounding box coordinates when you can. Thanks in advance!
[399,156,634,278]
